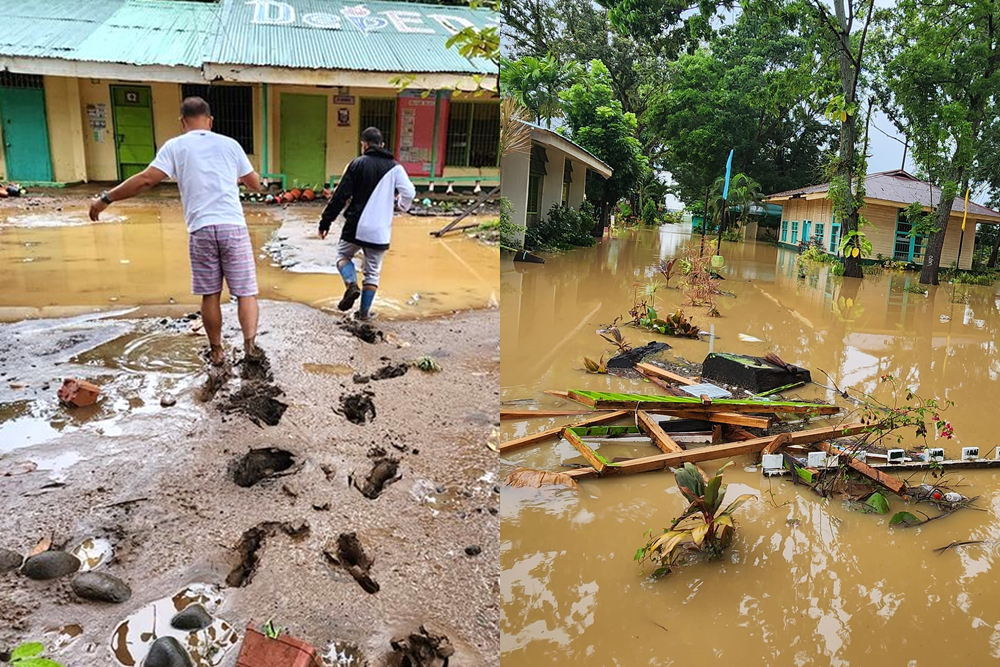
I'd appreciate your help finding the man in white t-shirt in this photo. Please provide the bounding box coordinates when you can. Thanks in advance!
[89,97,263,372]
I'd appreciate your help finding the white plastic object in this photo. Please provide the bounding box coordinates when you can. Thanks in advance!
[807,452,827,468]
[446,182,455,194]
[473,181,482,194]
[761,454,784,475]
[886,449,906,464]
[925,448,945,462]
[944,492,963,503]
[962,447,980,461]
[428,182,435,192]
[824,455,840,469]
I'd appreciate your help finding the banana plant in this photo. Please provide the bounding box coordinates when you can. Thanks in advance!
[597,327,632,354]
[635,462,755,577]
[583,354,608,374]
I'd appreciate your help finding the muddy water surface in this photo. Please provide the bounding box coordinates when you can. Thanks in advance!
[501,226,1000,665]
[0,201,499,321]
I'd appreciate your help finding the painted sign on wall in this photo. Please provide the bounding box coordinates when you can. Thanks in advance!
[395,91,449,177]
[245,1,497,34]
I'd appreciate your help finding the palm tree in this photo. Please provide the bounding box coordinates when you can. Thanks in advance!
[498,54,582,128]
[710,172,763,235]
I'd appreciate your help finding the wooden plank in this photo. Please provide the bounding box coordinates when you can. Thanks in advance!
[544,390,571,399]
[562,427,605,473]
[565,423,865,480]
[762,432,793,455]
[816,442,907,497]
[501,409,603,420]
[566,390,839,415]
[646,410,773,429]
[635,363,700,385]
[641,373,687,396]
[498,410,629,453]
[635,411,684,454]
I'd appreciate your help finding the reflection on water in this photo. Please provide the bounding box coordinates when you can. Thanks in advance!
[501,225,1000,666]
[0,203,499,321]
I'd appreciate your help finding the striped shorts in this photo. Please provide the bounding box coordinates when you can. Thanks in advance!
[188,224,259,297]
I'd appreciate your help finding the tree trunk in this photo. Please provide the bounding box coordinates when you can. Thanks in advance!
[989,230,1000,268]
[592,200,608,237]
[832,0,864,279]
[918,205,952,285]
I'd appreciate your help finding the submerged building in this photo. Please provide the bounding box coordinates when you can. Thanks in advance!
[765,170,1000,270]
[0,0,499,190]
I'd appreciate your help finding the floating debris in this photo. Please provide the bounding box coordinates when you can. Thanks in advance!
[71,537,114,571]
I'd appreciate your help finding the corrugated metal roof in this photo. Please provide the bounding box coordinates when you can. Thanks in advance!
[767,170,1000,218]
[0,0,497,75]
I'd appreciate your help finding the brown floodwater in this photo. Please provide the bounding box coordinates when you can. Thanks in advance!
[501,225,1000,665]
[0,201,499,321]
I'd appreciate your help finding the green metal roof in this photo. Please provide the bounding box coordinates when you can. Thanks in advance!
[0,0,497,75]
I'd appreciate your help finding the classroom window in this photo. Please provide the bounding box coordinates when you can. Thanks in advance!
[791,221,799,244]
[181,84,254,154]
[802,220,812,244]
[830,223,841,253]
[359,98,396,151]
[781,220,789,242]
[445,101,499,168]
[0,72,43,89]
[814,222,825,246]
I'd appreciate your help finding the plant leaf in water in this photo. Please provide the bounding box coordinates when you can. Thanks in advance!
[889,511,922,527]
[11,643,45,660]
[866,492,890,514]
[503,467,579,490]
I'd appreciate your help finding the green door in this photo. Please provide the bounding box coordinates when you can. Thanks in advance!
[280,94,327,187]
[0,87,53,182]
[111,86,155,180]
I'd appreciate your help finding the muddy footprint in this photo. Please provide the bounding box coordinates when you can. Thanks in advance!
[351,457,400,499]
[324,533,379,594]
[390,625,455,667]
[339,319,384,344]
[239,346,273,382]
[219,383,288,426]
[231,448,296,487]
[336,391,376,424]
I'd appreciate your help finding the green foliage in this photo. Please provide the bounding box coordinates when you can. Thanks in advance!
[524,203,597,251]
[412,355,442,373]
[499,53,582,127]
[903,284,927,295]
[799,245,837,264]
[838,229,873,259]
[831,260,846,276]
[635,462,754,577]
[597,326,631,354]
[721,228,743,243]
[889,511,922,527]
[474,198,525,248]
[583,354,608,374]
[641,199,659,226]
[639,307,701,338]
[865,492,890,515]
[951,270,997,286]
[861,374,955,447]
[263,619,283,639]
[560,60,647,209]
[661,210,684,225]
[7,642,65,667]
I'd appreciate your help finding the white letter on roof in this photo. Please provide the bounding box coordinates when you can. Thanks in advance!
[428,15,475,35]
[247,0,294,25]
[303,12,342,29]
[382,10,434,34]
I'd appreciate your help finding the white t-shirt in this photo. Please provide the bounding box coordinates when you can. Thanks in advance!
[150,131,254,232]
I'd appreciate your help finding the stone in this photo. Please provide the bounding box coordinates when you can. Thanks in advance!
[144,636,194,667]
[0,548,23,573]
[160,393,177,408]
[21,551,81,580]
[170,604,213,631]
[71,572,132,603]
[464,545,482,557]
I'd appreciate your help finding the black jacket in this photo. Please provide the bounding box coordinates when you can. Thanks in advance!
[319,147,416,250]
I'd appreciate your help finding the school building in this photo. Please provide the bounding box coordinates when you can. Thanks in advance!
[0,0,499,191]
[765,170,1000,270]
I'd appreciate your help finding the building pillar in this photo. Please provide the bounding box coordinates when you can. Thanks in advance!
[568,162,587,209]
[500,150,529,246]
[539,151,564,219]
[44,76,87,183]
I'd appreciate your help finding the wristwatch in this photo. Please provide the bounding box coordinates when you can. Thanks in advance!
[99,191,113,204]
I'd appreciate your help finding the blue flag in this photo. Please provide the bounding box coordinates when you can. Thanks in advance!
[722,149,734,201]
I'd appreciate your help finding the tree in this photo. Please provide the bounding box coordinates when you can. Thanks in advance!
[559,60,648,230]
[710,173,764,234]
[498,54,582,128]
[877,0,1000,284]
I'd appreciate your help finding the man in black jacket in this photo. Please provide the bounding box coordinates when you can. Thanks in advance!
[318,127,416,320]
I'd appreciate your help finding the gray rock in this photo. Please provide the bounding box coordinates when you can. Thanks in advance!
[170,604,213,631]
[144,636,193,667]
[0,548,23,573]
[71,571,132,603]
[21,551,81,580]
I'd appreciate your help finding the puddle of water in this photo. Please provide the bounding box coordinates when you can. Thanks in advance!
[110,584,238,667]
[501,226,1000,666]
[46,624,84,651]
[0,202,499,321]
[71,537,114,571]
[323,640,367,666]
[72,330,204,375]
[0,400,70,449]
[303,362,355,376]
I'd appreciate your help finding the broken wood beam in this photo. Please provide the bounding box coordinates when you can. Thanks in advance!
[641,373,688,396]
[816,442,907,497]
[636,411,684,454]
[762,432,793,455]
[565,423,865,480]
[562,427,605,473]
[544,390,571,399]
[566,390,839,415]
[647,410,773,429]
[500,409,604,420]
[635,363,700,385]
[498,410,629,453]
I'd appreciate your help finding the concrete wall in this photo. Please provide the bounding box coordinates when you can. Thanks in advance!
[567,161,587,208]
[500,150,529,245]
[539,150,564,218]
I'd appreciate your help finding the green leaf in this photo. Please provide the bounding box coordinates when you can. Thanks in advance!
[866,492,890,515]
[691,522,711,547]
[721,493,757,515]
[11,644,45,660]
[704,474,723,513]
[889,511,922,527]
[14,659,66,667]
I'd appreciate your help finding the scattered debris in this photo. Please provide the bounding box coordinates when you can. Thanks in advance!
[606,341,670,370]
[340,319,384,344]
[337,391,376,425]
[389,625,454,667]
[370,363,408,381]
[236,626,321,667]
[231,448,296,488]
[219,383,288,426]
[934,540,988,554]
[503,467,579,490]
[701,352,811,394]
[71,571,132,603]
[57,378,101,407]
[226,525,269,588]
[240,347,273,382]
[324,533,379,594]
[352,457,400,500]
[70,537,114,571]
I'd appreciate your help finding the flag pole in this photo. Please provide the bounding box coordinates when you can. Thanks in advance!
[956,187,969,269]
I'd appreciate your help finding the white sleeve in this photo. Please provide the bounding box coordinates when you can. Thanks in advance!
[394,165,416,211]
[235,142,254,177]
[149,141,176,179]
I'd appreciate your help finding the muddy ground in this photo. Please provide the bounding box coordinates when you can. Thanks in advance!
[0,300,499,666]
